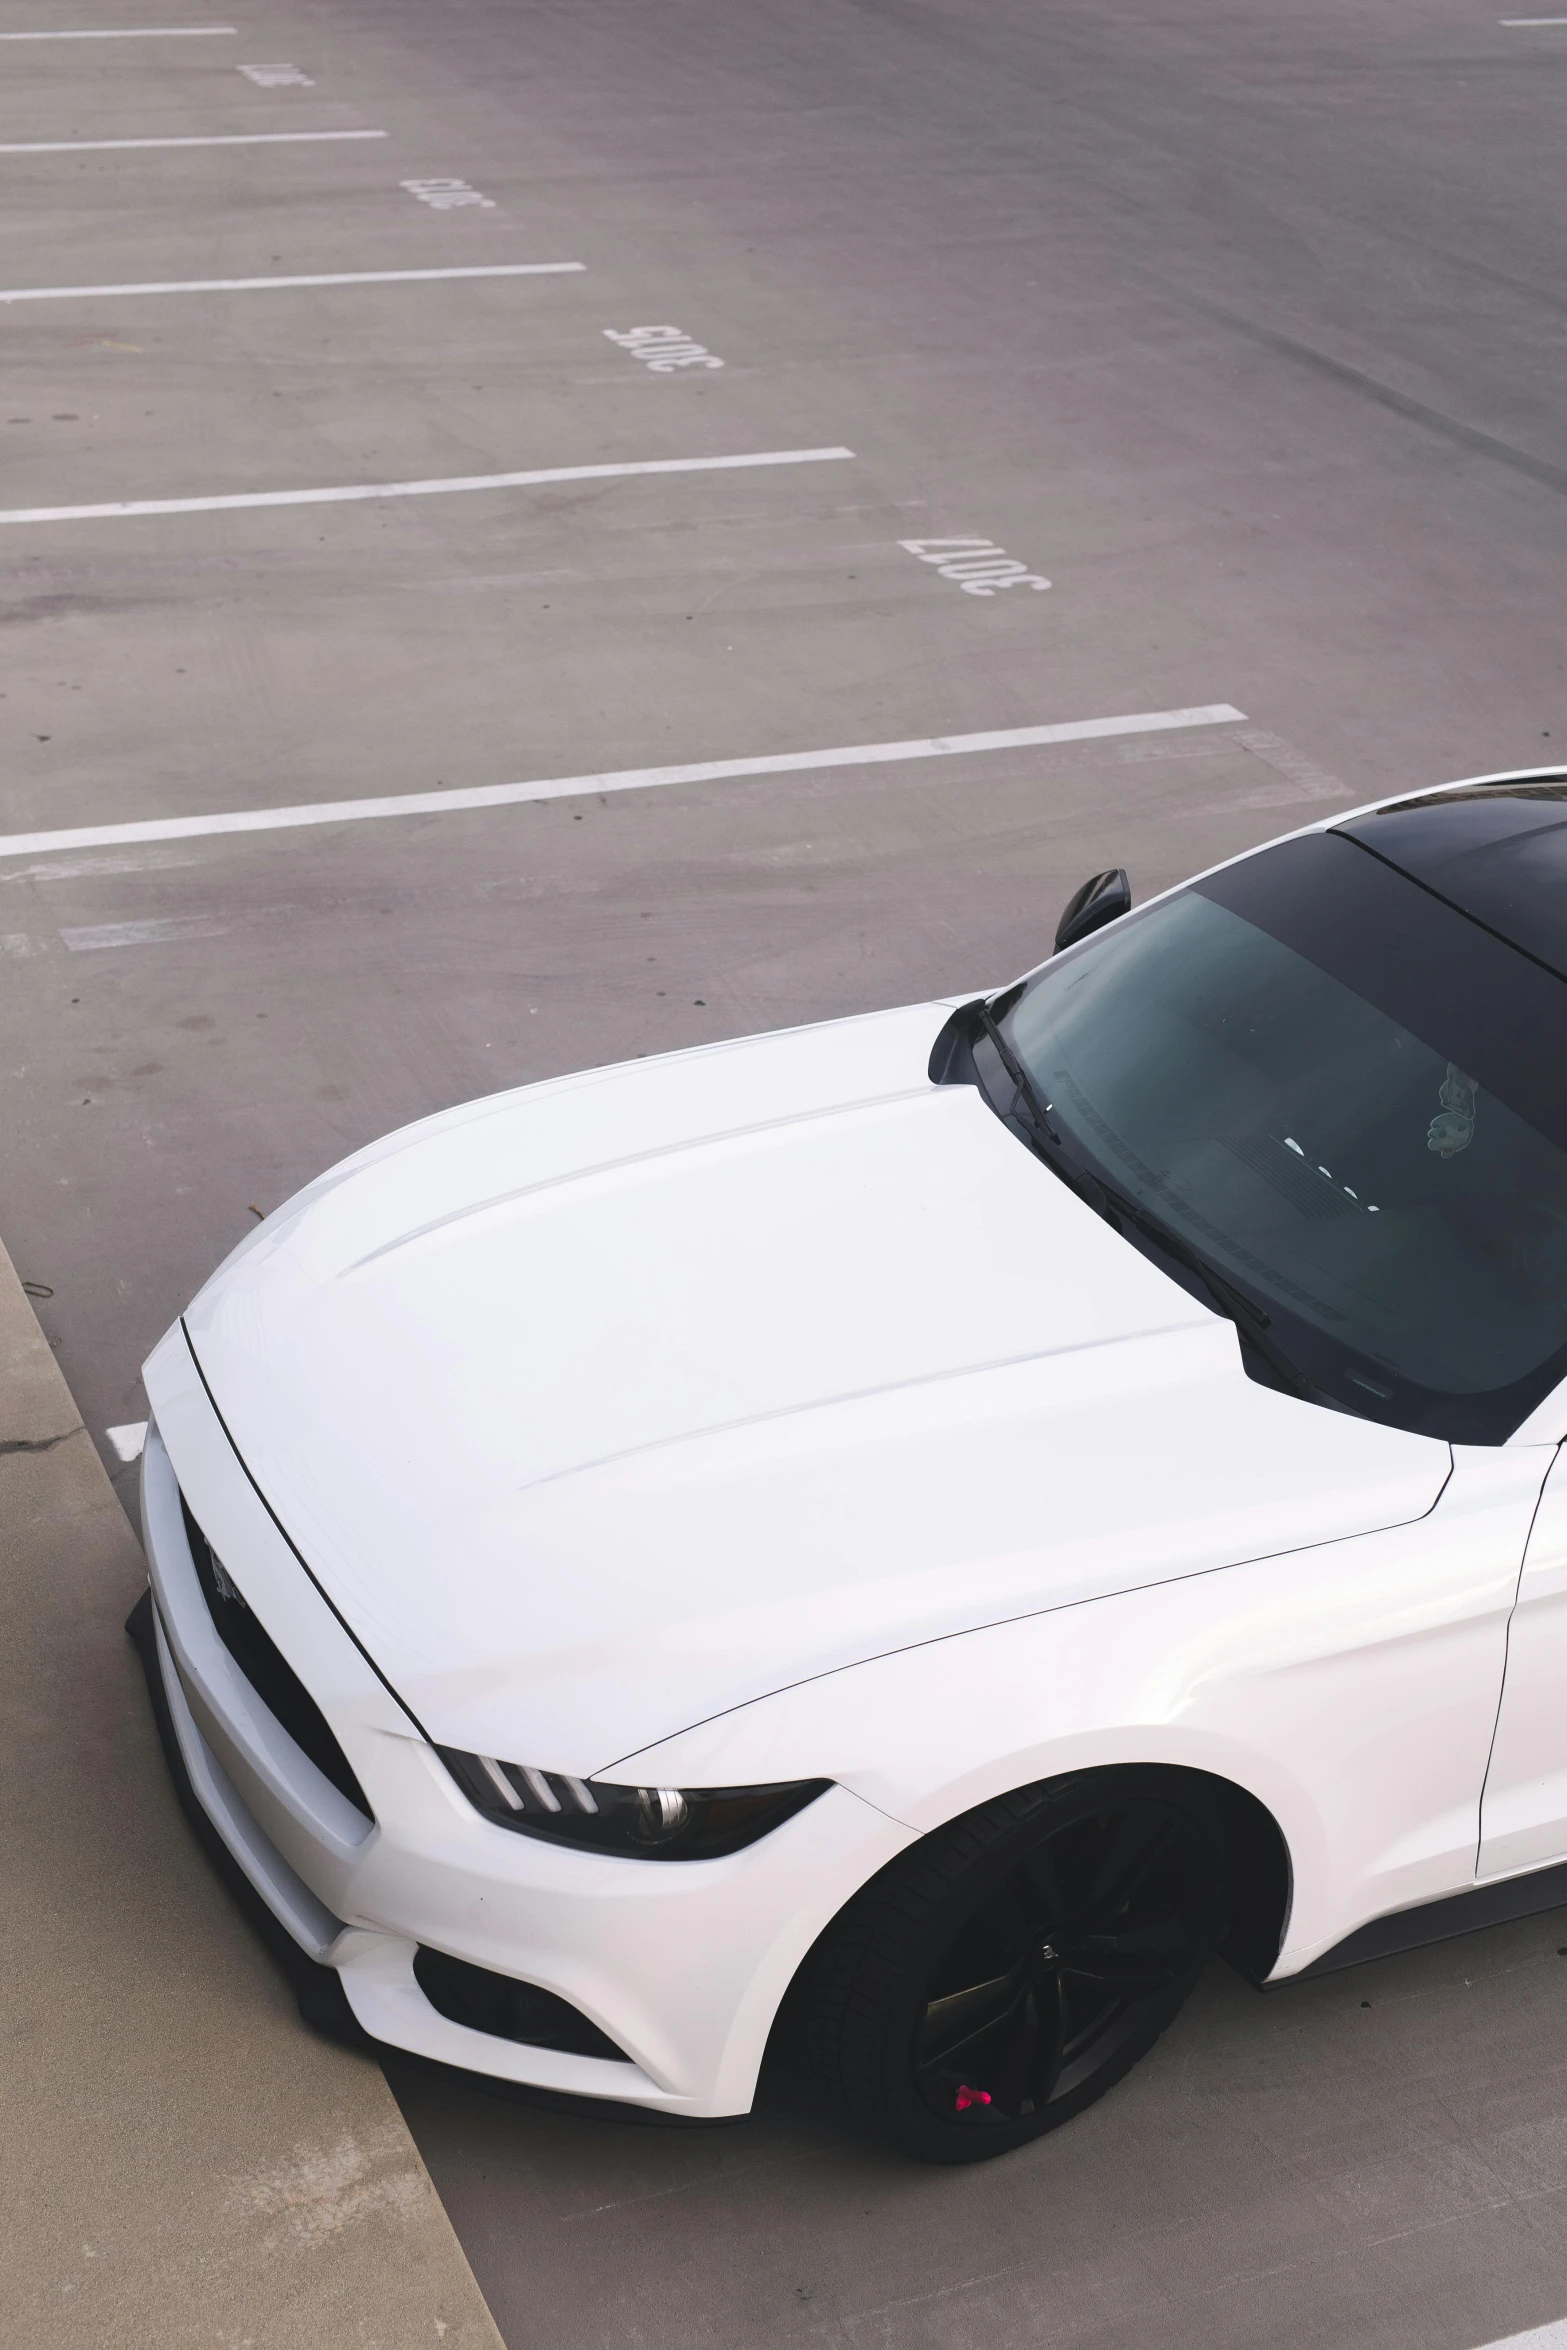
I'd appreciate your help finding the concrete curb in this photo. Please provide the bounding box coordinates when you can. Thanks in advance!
[0,1237,506,2350]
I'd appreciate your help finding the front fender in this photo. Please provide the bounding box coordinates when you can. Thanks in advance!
[623,1444,1552,1980]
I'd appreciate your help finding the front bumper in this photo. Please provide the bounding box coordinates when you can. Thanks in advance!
[138,1323,913,2115]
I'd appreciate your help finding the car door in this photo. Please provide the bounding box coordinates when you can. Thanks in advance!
[1480,1439,1567,1879]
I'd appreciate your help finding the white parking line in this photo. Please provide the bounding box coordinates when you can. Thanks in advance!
[1472,2325,1567,2348]
[0,129,387,154]
[0,445,857,527]
[60,913,228,949]
[0,707,1246,860]
[0,262,585,302]
[0,24,236,36]
[106,1422,148,1463]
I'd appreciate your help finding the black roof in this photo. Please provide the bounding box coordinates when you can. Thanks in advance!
[1335,775,1567,984]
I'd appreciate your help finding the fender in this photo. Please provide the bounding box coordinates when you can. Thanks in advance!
[623,1442,1554,1992]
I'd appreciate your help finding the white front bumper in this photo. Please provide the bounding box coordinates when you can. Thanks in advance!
[140,1322,914,2115]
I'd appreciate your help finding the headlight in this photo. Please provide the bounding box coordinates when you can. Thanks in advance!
[437,1748,829,1859]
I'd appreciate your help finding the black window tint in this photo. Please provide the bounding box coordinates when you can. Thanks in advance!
[1003,834,1567,1442]
[1338,780,1567,983]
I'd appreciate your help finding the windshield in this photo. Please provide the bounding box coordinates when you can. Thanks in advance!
[999,831,1567,1443]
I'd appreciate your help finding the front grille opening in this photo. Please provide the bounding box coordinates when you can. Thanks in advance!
[180,1495,373,1823]
[413,1947,628,2061]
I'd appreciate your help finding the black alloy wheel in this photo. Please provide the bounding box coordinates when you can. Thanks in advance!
[795,1771,1227,2163]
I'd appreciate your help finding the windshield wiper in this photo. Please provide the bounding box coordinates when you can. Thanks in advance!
[1094,1181,1318,1397]
[974,1002,1063,1149]
[974,1001,1313,1396]
[1096,1183,1270,1329]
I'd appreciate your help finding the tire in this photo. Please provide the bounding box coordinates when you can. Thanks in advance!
[794,1770,1227,2164]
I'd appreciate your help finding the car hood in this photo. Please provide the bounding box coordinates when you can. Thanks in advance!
[169,1004,1450,1771]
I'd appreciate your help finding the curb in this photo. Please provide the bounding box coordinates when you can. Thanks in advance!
[0,1236,506,2350]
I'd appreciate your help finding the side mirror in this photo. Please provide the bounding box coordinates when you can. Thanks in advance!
[1054,867,1130,954]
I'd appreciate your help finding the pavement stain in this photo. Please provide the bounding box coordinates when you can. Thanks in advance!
[226,2122,432,2251]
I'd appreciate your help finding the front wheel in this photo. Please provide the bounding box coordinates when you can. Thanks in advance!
[795,1771,1227,2163]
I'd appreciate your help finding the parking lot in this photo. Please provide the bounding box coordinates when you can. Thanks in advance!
[4,0,1567,2342]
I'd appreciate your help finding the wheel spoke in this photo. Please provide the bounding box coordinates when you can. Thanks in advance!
[1074,1805,1175,1930]
[1103,1913,1188,1944]
[985,1869,1047,1952]
[1060,1956,1174,1994]
[1055,1962,1113,2061]
[1087,1916,1192,1961]
[1033,1970,1069,2107]
[919,1967,1028,2067]
[1012,1838,1067,1931]
[988,1989,1041,2117]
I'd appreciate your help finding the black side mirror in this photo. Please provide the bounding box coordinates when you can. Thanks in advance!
[1054,867,1131,954]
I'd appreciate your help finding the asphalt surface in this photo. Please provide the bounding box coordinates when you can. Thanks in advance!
[3,0,1567,2342]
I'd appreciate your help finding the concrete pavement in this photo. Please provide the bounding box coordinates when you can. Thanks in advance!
[0,1233,503,2349]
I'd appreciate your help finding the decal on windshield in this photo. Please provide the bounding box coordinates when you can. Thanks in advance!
[1428,1064,1478,1158]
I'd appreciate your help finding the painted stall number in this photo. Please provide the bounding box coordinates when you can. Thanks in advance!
[605,325,724,372]
[239,62,313,85]
[900,537,1050,596]
[402,177,496,211]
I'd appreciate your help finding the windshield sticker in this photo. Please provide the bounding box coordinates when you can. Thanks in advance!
[1428,1065,1478,1158]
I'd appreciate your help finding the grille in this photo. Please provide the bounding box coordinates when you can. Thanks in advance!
[180,1494,373,1823]
[413,1947,627,2060]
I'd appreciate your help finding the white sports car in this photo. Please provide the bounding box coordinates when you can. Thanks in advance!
[133,767,1567,2163]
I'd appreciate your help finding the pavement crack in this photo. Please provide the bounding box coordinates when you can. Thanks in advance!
[1179,294,1567,499]
[0,1425,83,1458]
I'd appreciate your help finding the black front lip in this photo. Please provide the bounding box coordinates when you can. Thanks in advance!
[123,1587,746,2131]
[124,1586,368,2046]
